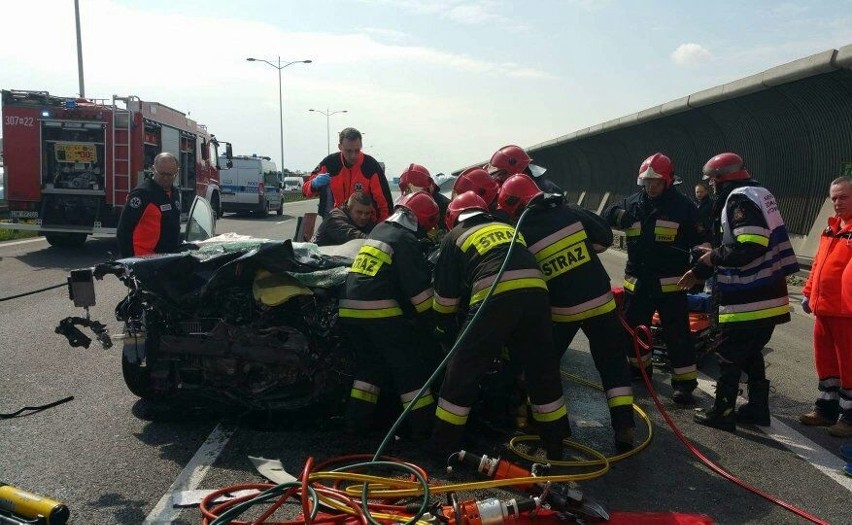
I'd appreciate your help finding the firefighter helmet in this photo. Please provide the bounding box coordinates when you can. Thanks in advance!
[637,153,675,187]
[446,191,488,230]
[702,152,751,183]
[488,145,532,179]
[398,163,432,193]
[497,174,544,219]
[396,191,439,232]
[453,167,499,207]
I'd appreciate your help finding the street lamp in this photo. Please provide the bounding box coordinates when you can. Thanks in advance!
[309,108,348,155]
[246,56,312,171]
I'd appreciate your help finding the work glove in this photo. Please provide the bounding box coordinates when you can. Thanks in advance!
[311,173,331,190]
[801,296,812,314]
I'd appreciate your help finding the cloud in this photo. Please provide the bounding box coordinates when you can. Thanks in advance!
[671,43,713,67]
[359,0,517,27]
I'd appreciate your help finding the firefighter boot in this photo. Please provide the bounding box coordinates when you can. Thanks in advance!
[694,378,738,432]
[672,381,697,406]
[612,405,635,452]
[799,399,840,427]
[538,418,570,461]
[736,379,771,426]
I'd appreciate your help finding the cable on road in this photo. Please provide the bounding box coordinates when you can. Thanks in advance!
[617,315,829,525]
[0,282,66,302]
[0,396,74,419]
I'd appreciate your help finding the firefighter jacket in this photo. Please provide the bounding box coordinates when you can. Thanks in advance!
[432,214,548,328]
[692,180,798,329]
[518,197,615,323]
[604,187,707,293]
[303,151,394,221]
[339,221,433,320]
[313,204,375,246]
[116,178,182,258]
[803,215,852,317]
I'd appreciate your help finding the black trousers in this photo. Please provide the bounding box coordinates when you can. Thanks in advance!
[432,291,569,452]
[554,311,634,431]
[623,286,697,388]
[342,317,438,435]
[713,325,774,406]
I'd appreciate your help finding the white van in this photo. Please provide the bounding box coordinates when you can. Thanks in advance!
[282,177,303,192]
[218,154,283,216]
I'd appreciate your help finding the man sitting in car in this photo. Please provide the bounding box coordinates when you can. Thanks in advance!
[313,192,377,246]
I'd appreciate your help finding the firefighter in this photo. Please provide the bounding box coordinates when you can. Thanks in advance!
[603,153,708,405]
[487,144,563,194]
[451,167,500,211]
[497,175,636,450]
[303,127,394,220]
[338,191,440,437]
[431,191,570,459]
[117,152,183,258]
[679,153,799,432]
[398,163,450,229]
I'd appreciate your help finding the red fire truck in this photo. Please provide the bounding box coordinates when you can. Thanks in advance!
[0,89,231,247]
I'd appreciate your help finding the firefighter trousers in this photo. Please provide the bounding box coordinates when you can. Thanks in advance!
[554,311,634,431]
[623,287,697,389]
[342,317,437,437]
[813,316,852,423]
[711,326,774,412]
[432,291,569,458]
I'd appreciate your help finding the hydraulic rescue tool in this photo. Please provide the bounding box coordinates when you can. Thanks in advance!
[451,450,609,521]
[0,484,69,525]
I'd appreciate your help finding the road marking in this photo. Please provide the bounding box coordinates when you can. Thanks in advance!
[695,374,852,493]
[143,423,236,524]
[0,237,47,247]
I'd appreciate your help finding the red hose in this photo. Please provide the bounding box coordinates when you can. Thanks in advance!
[618,314,828,525]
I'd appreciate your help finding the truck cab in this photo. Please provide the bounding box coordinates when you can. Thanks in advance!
[218,154,283,217]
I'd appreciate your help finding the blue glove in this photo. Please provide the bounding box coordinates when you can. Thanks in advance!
[312,173,331,190]
[801,296,812,314]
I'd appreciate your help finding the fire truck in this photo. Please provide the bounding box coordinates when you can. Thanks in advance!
[0,89,231,247]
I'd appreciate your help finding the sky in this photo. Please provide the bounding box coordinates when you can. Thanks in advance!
[1,0,851,179]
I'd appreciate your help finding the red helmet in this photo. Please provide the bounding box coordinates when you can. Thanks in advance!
[702,152,751,183]
[488,145,532,180]
[497,174,544,219]
[398,163,432,193]
[637,153,674,187]
[446,191,488,230]
[395,190,439,232]
[453,167,499,207]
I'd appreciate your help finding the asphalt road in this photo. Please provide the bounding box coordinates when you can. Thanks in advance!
[0,198,850,525]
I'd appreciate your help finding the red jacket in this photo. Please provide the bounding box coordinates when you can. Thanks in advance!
[303,151,393,221]
[803,215,852,317]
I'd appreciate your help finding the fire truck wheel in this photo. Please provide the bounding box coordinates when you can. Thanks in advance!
[45,232,87,248]
[276,201,283,216]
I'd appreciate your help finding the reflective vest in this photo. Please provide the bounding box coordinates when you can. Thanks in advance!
[716,186,798,327]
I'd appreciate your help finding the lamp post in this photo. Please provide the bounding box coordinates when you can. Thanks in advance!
[309,108,348,155]
[246,56,312,172]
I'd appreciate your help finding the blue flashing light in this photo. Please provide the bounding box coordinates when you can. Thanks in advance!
[41,110,50,117]
[65,99,77,109]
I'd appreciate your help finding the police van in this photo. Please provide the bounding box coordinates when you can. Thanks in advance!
[218,154,283,216]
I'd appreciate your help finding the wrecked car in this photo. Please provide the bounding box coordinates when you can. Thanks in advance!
[57,196,360,413]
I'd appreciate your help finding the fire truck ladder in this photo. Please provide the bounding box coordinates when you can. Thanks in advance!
[111,95,137,207]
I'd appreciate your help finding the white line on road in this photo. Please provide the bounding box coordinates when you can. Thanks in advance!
[695,374,852,493]
[0,237,47,247]
[143,423,236,524]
